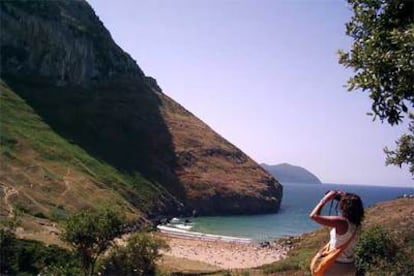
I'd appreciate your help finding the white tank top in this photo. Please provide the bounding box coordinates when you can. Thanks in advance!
[329,219,358,263]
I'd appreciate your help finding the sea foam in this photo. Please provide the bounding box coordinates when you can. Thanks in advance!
[157,225,251,243]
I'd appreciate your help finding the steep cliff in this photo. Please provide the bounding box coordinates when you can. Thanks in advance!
[1,0,142,85]
[0,0,282,219]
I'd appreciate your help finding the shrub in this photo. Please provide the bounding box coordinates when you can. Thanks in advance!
[50,206,68,221]
[40,262,82,276]
[34,212,48,219]
[101,232,169,276]
[0,228,80,275]
[0,228,17,274]
[354,226,414,275]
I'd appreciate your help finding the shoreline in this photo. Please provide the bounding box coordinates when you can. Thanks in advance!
[156,225,252,243]
[157,230,290,269]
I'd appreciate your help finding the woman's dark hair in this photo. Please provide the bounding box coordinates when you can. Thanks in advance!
[339,193,364,226]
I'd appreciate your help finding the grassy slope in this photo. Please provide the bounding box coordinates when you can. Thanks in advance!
[0,80,171,243]
[158,93,283,214]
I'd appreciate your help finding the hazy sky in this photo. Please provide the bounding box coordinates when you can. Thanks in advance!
[87,0,413,186]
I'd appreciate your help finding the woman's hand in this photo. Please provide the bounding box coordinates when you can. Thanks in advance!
[337,190,346,197]
[321,190,337,203]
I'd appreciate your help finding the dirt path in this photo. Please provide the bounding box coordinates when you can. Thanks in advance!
[61,168,71,197]
[1,182,18,218]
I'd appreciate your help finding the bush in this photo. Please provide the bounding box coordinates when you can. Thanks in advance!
[101,232,169,276]
[0,228,80,275]
[40,262,82,276]
[34,212,48,219]
[354,226,414,275]
[0,228,17,274]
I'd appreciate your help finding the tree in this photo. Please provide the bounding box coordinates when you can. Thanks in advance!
[62,208,124,276]
[338,0,414,174]
[101,232,169,275]
[0,228,17,274]
[384,114,414,174]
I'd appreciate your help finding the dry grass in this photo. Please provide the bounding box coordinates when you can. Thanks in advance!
[159,92,282,206]
[363,197,414,232]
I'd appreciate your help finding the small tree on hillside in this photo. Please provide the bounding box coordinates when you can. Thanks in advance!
[101,232,169,275]
[62,208,124,276]
[338,0,414,175]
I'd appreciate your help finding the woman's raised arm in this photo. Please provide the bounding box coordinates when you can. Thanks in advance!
[309,191,348,234]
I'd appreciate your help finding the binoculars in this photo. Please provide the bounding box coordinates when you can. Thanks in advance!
[325,190,344,201]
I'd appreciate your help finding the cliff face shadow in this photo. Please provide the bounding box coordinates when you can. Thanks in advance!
[0,0,186,216]
[4,77,186,214]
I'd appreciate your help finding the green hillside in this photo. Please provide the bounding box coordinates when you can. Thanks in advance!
[0,80,180,242]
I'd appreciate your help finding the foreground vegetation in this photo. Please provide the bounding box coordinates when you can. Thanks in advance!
[1,208,168,276]
[338,0,414,174]
[0,227,80,275]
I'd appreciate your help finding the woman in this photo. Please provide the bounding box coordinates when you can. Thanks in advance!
[309,190,364,275]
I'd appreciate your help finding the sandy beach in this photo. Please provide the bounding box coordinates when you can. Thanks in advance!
[158,233,289,269]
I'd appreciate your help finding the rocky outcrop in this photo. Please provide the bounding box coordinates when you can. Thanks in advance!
[0,0,143,85]
[0,0,282,216]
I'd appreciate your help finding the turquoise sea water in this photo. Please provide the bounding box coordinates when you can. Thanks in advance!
[186,183,413,241]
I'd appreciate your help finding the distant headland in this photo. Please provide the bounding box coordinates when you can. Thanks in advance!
[261,163,322,184]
